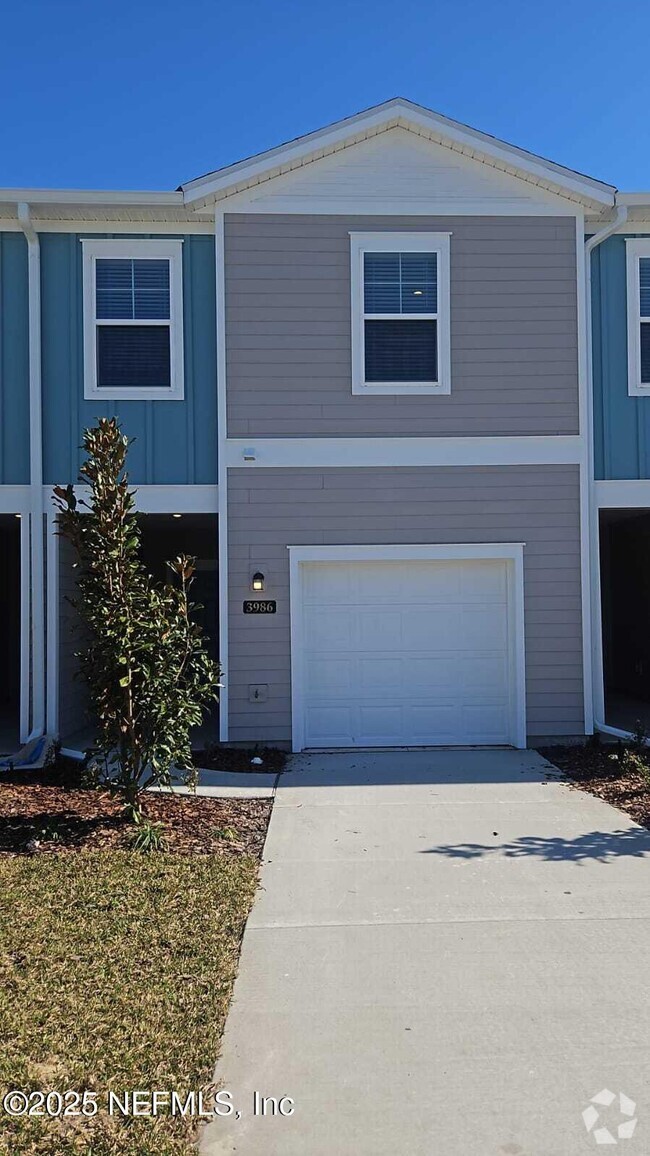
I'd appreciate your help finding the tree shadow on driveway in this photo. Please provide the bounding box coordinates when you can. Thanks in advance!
[420,826,650,864]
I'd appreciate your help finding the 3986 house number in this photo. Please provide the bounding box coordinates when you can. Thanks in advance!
[243,600,277,614]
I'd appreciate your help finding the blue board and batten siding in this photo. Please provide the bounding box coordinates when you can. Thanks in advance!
[592,234,650,480]
[0,233,30,484]
[40,234,217,485]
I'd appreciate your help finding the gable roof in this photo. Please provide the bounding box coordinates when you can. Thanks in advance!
[180,97,616,211]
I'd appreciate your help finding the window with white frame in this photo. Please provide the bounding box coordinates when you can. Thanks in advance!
[82,239,184,400]
[350,232,451,395]
[626,239,650,396]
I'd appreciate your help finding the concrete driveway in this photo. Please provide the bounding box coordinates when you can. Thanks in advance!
[200,750,650,1156]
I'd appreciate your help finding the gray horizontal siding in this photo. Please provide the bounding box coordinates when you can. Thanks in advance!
[227,464,583,743]
[225,214,579,438]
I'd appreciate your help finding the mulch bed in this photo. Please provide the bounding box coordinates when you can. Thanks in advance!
[0,757,272,857]
[540,741,650,830]
[192,745,287,774]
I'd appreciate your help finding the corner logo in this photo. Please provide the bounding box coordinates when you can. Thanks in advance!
[582,1089,637,1145]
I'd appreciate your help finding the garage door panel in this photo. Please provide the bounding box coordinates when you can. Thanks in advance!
[396,655,458,692]
[357,656,398,695]
[305,610,354,650]
[461,655,509,690]
[460,561,508,601]
[459,606,509,649]
[361,566,410,602]
[305,705,354,746]
[357,610,403,649]
[298,558,517,748]
[303,564,355,602]
[306,657,353,696]
[407,704,464,743]
[391,564,461,601]
[401,607,463,649]
[460,703,510,742]
[357,706,404,744]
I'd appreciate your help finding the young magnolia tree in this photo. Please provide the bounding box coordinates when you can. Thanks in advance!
[54,418,221,816]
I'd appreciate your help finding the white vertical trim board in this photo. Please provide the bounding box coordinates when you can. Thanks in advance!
[19,513,30,743]
[46,509,59,736]
[215,208,229,741]
[575,215,594,734]
[288,543,527,753]
[19,205,46,740]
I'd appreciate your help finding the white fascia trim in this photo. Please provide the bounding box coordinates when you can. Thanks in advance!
[0,486,30,512]
[586,219,650,236]
[0,220,215,235]
[626,238,650,396]
[81,238,185,401]
[350,232,451,396]
[214,192,578,216]
[182,100,614,209]
[595,480,650,507]
[215,208,229,742]
[288,542,527,752]
[0,189,183,205]
[225,435,581,469]
[45,484,219,513]
[618,193,650,207]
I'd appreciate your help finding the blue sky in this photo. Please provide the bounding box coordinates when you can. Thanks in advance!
[2,0,650,191]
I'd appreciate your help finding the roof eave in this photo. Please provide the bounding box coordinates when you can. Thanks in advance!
[0,188,183,206]
[180,98,616,211]
[618,193,650,207]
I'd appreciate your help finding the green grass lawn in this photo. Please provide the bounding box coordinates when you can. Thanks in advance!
[0,851,259,1155]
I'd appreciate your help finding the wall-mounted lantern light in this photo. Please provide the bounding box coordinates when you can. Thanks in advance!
[251,571,265,592]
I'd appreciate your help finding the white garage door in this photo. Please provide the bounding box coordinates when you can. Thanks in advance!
[299,559,516,748]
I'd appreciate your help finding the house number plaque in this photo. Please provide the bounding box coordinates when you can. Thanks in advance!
[243,600,277,614]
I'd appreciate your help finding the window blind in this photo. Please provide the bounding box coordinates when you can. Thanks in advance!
[364,252,437,314]
[96,259,171,320]
[639,259,650,383]
[363,250,438,382]
[365,319,437,382]
[97,326,171,390]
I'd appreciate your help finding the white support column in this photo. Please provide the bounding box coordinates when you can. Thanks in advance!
[215,207,229,741]
[19,512,30,742]
[17,203,46,739]
[46,507,59,736]
[575,214,594,734]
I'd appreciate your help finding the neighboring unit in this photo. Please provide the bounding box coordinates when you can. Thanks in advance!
[1,97,643,752]
[590,195,650,735]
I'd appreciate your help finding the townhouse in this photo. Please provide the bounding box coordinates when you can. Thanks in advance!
[0,98,645,752]
[590,196,650,734]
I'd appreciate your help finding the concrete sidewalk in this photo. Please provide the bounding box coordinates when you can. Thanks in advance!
[200,750,650,1155]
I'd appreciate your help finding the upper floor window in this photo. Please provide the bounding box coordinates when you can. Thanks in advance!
[626,239,650,397]
[350,232,451,395]
[82,239,184,400]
